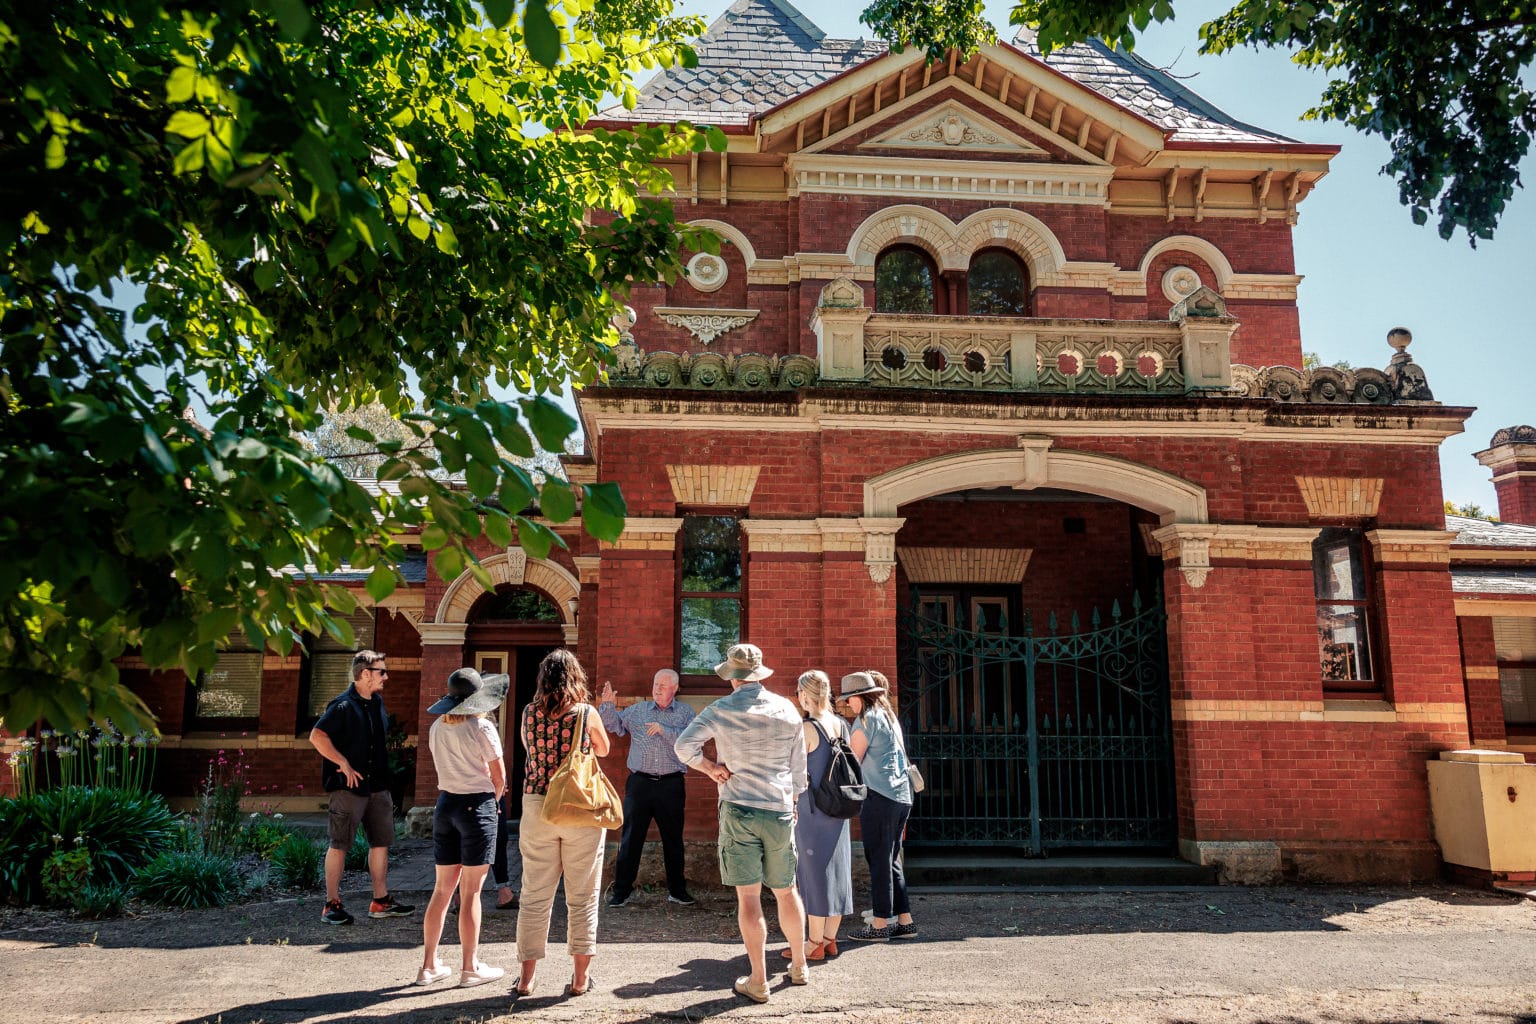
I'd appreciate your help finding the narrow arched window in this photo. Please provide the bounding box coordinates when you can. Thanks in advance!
[967,249,1029,316]
[875,246,937,314]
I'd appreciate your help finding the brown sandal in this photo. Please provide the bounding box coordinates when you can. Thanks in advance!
[779,940,826,961]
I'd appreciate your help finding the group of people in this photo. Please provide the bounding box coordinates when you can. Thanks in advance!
[307,643,920,1003]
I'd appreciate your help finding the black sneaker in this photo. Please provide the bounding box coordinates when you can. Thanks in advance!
[667,891,697,906]
[321,899,354,926]
[368,894,415,918]
[607,889,633,908]
[848,924,890,942]
[890,922,919,939]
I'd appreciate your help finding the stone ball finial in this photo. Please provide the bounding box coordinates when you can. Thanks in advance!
[1387,327,1413,355]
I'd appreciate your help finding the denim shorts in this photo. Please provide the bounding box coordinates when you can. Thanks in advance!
[717,800,797,889]
[433,791,499,867]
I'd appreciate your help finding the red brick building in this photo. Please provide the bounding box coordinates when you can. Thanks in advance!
[24,0,1536,884]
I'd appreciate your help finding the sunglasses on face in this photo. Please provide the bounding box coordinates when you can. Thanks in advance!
[366,667,390,676]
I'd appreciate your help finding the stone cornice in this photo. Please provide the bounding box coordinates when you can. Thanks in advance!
[788,152,1113,206]
[1366,529,1458,565]
[602,517,683,552]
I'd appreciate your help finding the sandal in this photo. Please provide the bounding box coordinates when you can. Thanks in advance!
[822,937,839,957]
[779,940,826,961]
[565,972,595,997]
[514,973,537,998]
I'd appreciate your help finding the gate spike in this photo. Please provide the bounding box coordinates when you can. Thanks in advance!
[1064,714,1074,733]
[998,610,1009,634]
[1111,598,1122,621]
[1070,609,1080,632]
[1107,715,1116,732]
[1128,714,1137,734]
[1091,606,1101,628]
[1085,713,1094,733]
[1012,713,1021,730]
[1132,590,1143,613]
[1042,714,1051,732]
[1024,610,1034,636]
[1047,610,1058,634]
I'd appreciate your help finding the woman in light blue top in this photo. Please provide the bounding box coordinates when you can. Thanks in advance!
[841,671,917,943]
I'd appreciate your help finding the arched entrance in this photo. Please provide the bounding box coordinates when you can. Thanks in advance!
[868,446,1206,853]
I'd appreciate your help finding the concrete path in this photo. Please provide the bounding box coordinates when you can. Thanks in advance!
[3,840,1535,1023]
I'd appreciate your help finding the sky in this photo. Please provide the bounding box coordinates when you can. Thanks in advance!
[651,0,1535,514]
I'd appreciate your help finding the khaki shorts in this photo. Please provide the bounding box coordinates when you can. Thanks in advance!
[327,789,394,851]
[717,800,797,889]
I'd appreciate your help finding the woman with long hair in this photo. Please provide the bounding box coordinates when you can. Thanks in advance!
[416,668,509,988]
[514,649,611,998]
[781,669,853,961]
[840,670,918,942]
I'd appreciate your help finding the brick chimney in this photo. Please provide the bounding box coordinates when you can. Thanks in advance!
[1476,426,1536,525]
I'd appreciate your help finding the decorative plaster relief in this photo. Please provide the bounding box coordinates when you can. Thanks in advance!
[1152,524,1218,589]
[1161,265,1202,304]
[503,546,527,586]
[860,518,905,585]
[862,100,1049,156]
[685,252,728,293]
[655,307,759,345]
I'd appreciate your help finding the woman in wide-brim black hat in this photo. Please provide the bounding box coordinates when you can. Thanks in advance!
[416,668,510,989]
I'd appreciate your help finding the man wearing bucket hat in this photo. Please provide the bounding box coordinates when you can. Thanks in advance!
[674,643,811,1003]
[416,668,510,988]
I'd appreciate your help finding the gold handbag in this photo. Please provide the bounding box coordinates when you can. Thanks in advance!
[541,707,624,830]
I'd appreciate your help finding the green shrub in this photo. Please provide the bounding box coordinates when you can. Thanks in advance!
[0,788,175,905]
[134,850,242,908]
[72,881,129,919]
[241,817,294,858]
[269,834,322,890]
[41,843,92,907]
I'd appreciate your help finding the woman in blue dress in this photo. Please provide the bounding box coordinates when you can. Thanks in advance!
[782,669,853,960]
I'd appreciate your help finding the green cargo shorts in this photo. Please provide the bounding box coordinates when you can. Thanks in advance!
[717,800,797,889]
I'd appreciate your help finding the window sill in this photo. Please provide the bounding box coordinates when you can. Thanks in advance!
[1321,698,1396,723]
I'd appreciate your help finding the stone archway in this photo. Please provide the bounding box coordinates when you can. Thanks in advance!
[434,551,581,647]
[863,442,1208,524]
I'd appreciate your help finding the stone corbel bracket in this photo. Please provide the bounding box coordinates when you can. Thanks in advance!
[859,517,906,584]
[1152,523,1219,589]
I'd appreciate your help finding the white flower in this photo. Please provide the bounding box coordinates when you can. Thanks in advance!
[273,813,284,820]
[73,836,85,846]
[249,812,259,819]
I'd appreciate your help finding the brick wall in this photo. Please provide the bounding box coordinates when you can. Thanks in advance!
[1457,616,1505,744]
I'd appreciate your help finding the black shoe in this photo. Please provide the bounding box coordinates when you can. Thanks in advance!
[890,922,919,939]
[848,924,890,942]
[321,899,354,926]
[607,889,632,908]
[666,891,697,906]
[368,894,415,918]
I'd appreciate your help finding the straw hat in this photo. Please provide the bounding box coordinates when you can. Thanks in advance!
[714,643,774,682]
[838,671,886,700]
[427,668,510,715]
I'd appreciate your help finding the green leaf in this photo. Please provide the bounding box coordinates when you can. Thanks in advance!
[538,479,576,522]
[266,0,314,41]
[45,134,66,169]
[165,66,197,104]
[514,517,564,559]
[196,606,240,644]
[466,460,497,499]
[581,481,627,542]
[498,468,535,513]
[433,222,459,255]
[326,585,358,615]
[522,396,577,452]
[140,426,175,475]
[485,0,514,29]
[166,111,211,139]
[706,126,729,152]
[435,546,465,582]
[524,0,562,68]
[420,524,449,550]
[484,508,514,548]
[365,565,397,602]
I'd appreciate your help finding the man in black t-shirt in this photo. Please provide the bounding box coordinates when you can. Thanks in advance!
[309,649,414,925]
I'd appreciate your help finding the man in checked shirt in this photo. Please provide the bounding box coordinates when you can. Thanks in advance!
[598,668,697,907]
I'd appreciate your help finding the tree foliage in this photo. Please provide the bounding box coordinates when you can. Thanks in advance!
[860,0,996,63]
[864,0,1535,243]
[0,0,723,730]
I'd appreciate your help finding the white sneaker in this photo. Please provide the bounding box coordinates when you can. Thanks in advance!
[414,964,451,986]
[460,962,506,988]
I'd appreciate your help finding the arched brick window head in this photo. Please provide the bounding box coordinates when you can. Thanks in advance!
[967,248,1029,316]
[875,245,939,314]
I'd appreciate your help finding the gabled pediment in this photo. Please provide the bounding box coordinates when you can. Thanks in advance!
[859,99,1049,157]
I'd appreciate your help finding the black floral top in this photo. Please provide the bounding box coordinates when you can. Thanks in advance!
[521,703,583,795]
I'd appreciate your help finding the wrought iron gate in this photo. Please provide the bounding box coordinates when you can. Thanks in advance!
[896,590,1174,853]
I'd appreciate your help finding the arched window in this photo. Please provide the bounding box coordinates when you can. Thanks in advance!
[967,249,1028,316]
[875,246,937,314]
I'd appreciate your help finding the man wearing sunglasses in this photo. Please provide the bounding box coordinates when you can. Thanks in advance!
[310,650,415,925]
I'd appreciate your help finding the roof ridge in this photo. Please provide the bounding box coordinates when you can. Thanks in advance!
[703,0,825,46]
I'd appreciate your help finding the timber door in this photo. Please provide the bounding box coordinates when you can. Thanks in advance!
[897,589,1174,853]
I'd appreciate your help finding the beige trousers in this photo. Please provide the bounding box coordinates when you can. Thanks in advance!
[515,793,606,961]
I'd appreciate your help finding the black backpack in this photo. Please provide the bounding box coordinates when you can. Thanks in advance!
[809,719,866,819]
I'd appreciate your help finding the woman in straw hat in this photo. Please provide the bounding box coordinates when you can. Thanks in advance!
[840,670,918,942]
[515,649,611,998]
[416,667,510,988]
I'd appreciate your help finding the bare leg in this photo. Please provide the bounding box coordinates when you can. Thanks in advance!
[457,864,491,970]
[421,865,463,971]
[368,845,389,900]
[806,913,826,945]
[324,847,345,903]
[572,951,594,992]
[518,958,537,994]
[771,885,808,976]
[735,884,769,987]
[824,913,843,941]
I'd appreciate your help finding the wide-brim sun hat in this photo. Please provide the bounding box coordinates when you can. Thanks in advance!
[428,668,511,715]
[715,643,774,682]
[838,671,886,700]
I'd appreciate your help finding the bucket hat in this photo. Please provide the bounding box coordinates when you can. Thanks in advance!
[715,643,774,682]
[838,671,886,700]
[428,668,510,716]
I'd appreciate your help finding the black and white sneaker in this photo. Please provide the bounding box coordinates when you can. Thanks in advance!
[368,894,415,918]
[607,889,633,908]
[667,891,697,906]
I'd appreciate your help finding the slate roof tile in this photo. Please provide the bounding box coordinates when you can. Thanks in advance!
[1448,514,1536,549]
